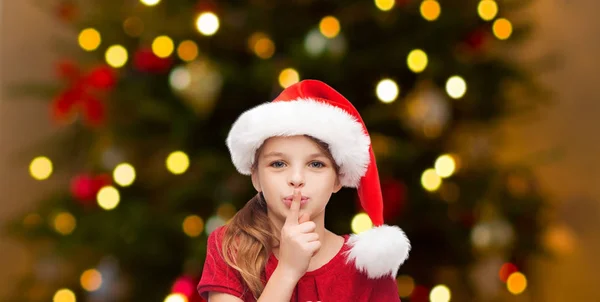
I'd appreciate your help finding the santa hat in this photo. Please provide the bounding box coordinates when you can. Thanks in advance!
[225,79,410,279]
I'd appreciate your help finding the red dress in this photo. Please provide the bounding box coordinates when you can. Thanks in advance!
[197,226,401,302]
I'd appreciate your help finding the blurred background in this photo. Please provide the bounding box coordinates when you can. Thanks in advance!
[0,0,598,301]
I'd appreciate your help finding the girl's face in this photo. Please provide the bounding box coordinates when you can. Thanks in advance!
[251,135,342,223]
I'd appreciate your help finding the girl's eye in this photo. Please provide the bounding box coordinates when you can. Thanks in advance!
[309,161,325,168]
[270,161,285,168]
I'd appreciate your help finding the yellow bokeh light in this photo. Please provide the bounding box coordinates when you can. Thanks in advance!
[507,272,527,294]
[375,0,395,11]
[493,18,513,40]
[152,35,174,58]
[164,293,187,302]
[105,45,128,68]
[29,156,53,180]
[123,16,144,37]
[166,151,190,175]
[478,0,499,21]
[376,79,400,104]
[396,275,415,298]
[80,269,102,292]
[217,203,237,220]
[446,75,467,99]
[140,0,160,6]
[177,40,199,62]
[97,186,120,210]
[351,213,373,234]
[195,12,220,36]
[78,28,101,51]
[407,49,428,73]
[420,0,441,21]
[278,68,300,88]
[435,154,456,178]
[54,212,76,235]
[183,215,204,237]
[113,163,136,187]
[421,168,442,192]
[430,285,451,302]
[53,288,76,302]
[249,33,276,59]
[319,16,341,39]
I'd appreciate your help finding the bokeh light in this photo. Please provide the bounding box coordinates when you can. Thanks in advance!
[140,0,160,6]
[177,40,199,62]
[434,154,456,178]
[80,269,102,292]
[445,75,467,99]
[278,68,300,88]
[183,215,204,237]
[105,45,128,68]
[195,12,219,36]
[376,79,400,103]
[375,0,395,11]
[319,16,341,38]
[351,213,373,234]
[113,163,136,187]
[478,0,499,21]
[493,18,513,40]
[30,156,53,180]
[78,28,101,51]
[396,275,415,297]
[420,0,441,21]
[53,289,76,302]
[166,151,190,175]
[248,32,275,59]
[152,35,174,58]
[97,186,120,210]
[164,293,187,302]
[421,168,442,191]
[53,212,76,235]
[506,272,527,294]
[407,49,428,73]
[429,285,451,302]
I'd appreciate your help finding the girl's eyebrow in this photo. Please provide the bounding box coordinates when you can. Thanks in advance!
[262,152,327,159]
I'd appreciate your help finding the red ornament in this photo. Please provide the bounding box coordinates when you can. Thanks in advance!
[51,60,117,127]
[133,48,173,73]
[172,275,205,302]
[355,178,407,221]
[70,173,112,205]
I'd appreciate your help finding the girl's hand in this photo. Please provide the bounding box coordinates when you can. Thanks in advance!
[277,189,320,281]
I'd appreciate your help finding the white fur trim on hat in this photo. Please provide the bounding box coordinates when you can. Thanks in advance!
[345,225,411,279]
[226,98,371,187]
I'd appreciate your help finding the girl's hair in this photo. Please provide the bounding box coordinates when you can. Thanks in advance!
[220,135,340,298]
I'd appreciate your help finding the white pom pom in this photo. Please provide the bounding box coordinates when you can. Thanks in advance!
[345,225,411,279]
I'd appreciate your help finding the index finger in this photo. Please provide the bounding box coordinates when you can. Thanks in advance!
[284,189,301,225]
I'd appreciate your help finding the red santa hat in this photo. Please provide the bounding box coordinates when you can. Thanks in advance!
[226,79,410,279]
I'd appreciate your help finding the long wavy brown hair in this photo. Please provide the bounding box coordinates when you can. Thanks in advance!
[220,135,340,299]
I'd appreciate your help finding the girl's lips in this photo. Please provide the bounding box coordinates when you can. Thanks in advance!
[282,197,309,207]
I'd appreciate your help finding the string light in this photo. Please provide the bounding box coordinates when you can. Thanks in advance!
[446,75,467,99]
[421,168,442,191]
[97,186,120,210]
[166,151,190,174]
[430,285,451,302]
[278,68,300,88]
[493,18,512,40]
[78,28,101,51]
[407,49,428,73]
[376,79,399,103]
[319,16,341,38]
[351,213,373,234]
[29,156,53,180]
[420,0,441,21]
[53,212,76,235]
[195,12,219,36]
[80,269,102,292]
[374,0,395,11]
[140,0,160,6]
[152,35,174,58]
[105,45,128,68]
[113,163,136,187]
[53,289,76,302]
[434,154,456,178]
[183,215,204,237]
[177,40,199,62]
[478,0,498,21]
[506,272,527,294]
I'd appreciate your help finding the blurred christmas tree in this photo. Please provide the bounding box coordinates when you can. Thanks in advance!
[4,0,553,301]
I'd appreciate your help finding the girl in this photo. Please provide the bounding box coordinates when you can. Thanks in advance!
[197,80,410,301]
